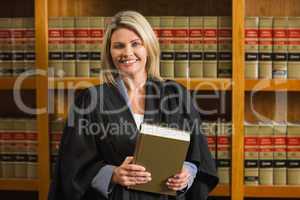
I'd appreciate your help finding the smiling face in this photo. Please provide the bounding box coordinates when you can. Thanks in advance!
[110,27,147,78]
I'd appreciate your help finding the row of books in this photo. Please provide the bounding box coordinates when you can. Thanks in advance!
[0,18,35,77]
[0,118,37,179]
[244,122,300,185]
[49,16,232,78]
[201,121,232,184]
[245,16,300,79]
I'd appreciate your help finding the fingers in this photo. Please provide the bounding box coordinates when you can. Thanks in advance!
[166,171,190,191]
[123,156,134,165]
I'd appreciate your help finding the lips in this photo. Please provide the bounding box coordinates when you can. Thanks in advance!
[119,59,137,64]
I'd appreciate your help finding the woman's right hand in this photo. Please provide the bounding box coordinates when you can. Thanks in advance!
[111,156,152,187]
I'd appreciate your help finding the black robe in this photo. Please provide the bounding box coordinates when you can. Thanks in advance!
[48,78,218,200]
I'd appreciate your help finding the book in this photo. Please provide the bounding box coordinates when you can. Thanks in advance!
[130,123,190,196]
[287,123,300,185]
[201,122,217,160]
[0,18,12,76]
[258,17,273,79]
[288,17,300,79]
[26,119,37,179]
[273,17,288,80]
[146,16,160,38]
[245,17,259,79]
[24,18,35,74]
[189,16,203,78]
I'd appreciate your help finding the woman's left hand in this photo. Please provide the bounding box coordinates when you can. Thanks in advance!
[166,167,190,191]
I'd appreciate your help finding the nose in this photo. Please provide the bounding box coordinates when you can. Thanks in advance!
[123,45,133,57]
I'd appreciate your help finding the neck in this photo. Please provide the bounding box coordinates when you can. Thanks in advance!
[122,73,147,92]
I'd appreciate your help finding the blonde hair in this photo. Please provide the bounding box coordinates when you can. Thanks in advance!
[101,10,161,85]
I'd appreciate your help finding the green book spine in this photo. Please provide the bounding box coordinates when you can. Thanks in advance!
[288,17,300,79]
[245,17,259,79]
[1,119,15,178]
[287,124,300,185]
[23,18,35,74]
[218,16,232,78]
[26,119,37,179]
[189,16,203,78]
[258,17,273,79]
[0,18,12,76]
[273,17,288,80]
[203,16,218,78]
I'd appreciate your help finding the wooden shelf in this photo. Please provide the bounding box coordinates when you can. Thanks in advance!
[245,80,300,91]
[48,77,232,90]
[0,179,39,191]
[209,184,230,196]
[245,185,300,198]
[0,77,36,90]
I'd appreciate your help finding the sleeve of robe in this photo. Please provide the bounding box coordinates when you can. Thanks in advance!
[163,80,219,200]
[48,87,107,200]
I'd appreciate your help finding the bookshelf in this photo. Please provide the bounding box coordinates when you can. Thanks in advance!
[0,77,36,90]
[0,0,299,200]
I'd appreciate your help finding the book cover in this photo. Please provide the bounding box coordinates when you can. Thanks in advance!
[258,17,273,79]
[48,17,63,77]
[11,18,25,76]
[218,16,232,78]
[130,123,190,196]
[89,17,104,77]
[245,17,259,79]
[273,17,288,80]
[258,123,273,185]
[23,18,35,74]
[273,123,287,185]
[26,119,37,179]
[0,18,12,76]
[189,16,203,78]
[62,17,76,77]
[203,16,218,78]
[287,123,300,185]
[174,16,189,78]
[160,16,175,78]
[288,17,300,79]
[217,121,231,184]
[244,123,259,185]
[75,17,90,77]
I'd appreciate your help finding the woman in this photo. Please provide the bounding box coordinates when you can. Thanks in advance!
[49,11,218,200]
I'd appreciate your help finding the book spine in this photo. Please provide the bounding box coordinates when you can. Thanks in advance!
[273,124,287,185]
[287,125,300,185]
[48,17,63,77]
[11,18,26,76]
[217,16,232,78]
[23,18,35,74]
[160,16,175,78]
[258,17,273,79]
[244,124,259,185]
[258,124,274,185]
[50,119,64,178]
[174,16,189,78]
[62,17,76,77]
[203,16,218,78]
[217,122,231,184]
[1,119,15,178]
[0,119,4,177]
[189,16,203,78]
[288,17,300,79]
[273,17,288,80]
[13,119,27,179]
[146,16,160,38]
[0,18,12,76]
[201,122,217,160]
[245,17,259,79]
[26,119,37,179]
[89,17,104,77]
[75,17,90,77]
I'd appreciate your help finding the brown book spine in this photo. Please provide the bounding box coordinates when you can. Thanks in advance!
[174,16,189,78]
[26,119,37,179]
[48,17,63,77]
[244,123,259,185]
[258,124,273,185]
[218,16,232,78]
[273,124,287,185]
[62,17,76,77]
[258,17,273,79]
[245,17,259,79]
[287,124,300,185]
[288,17,300,79]
[189,16,203,78]
[89,17,104,77]
[75,17,90,77]
[0,18,12,76]
[160,16,175,78]
[203,16,218,78]
[273,17,288,80]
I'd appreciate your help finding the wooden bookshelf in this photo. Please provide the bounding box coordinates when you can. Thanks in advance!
[245,80,300,91]
[0,77,36,90]
[210,184,230,196]
[0,179,39,191]
[244,186,300,198]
